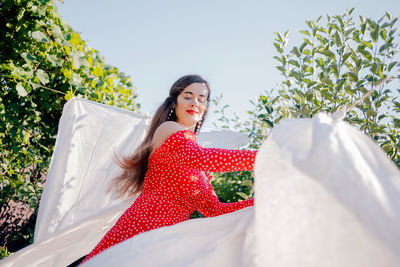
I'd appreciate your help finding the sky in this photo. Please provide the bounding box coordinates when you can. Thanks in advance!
[56,0,399,130]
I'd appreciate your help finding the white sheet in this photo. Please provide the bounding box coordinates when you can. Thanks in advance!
[2,99,400,267]
[34,98,250,244]
[254,112,400,267]
[34,98,150,243]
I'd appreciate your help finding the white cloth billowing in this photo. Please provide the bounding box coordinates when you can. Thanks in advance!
[0,98,251,267]
[1,98,400,267]
[34,97,249,244]
[254,112,400,267]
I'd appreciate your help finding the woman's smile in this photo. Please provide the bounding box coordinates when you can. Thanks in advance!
[186,109,198,115]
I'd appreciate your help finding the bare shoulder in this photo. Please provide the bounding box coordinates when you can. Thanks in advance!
[151,121,185,152]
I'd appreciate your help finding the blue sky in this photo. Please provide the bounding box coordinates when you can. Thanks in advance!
[56,0,399,130]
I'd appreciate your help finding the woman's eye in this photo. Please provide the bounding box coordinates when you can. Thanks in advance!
[183,96,206,104]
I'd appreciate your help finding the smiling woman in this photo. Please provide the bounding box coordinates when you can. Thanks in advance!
[80,75,258,264]
[174,83,209,133]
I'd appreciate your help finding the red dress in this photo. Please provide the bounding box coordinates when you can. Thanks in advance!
[81,130,257,263]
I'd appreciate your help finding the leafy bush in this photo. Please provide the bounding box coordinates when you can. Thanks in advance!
[211,9,400,206]
[258,8,400,166]
[0,246,11,259]
[0,0,139,253]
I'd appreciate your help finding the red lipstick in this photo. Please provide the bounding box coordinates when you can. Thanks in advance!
[186,110,198,115]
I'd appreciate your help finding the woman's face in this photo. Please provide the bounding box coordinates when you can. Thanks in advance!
[174,82,209,131]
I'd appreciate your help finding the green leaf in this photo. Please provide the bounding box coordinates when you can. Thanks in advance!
[271,96,280,104]
[330,63,339,77]
[342,52,351,63]
[358,46,372,59]
[366,109,377,118]
[382,18,398,28]
[300,30,311,36]
[379,28,387,40]
[369,22,380,42]
[36,69,50,85]
[260,95,268,103]
[20,52,36,63]
[236,192,249,200]
[315,57,325,68]
[288,60,300,68]
[46,54,62,67]
[393,118,400,128]
[388,62,397,71]
[70,32,81,48]
[385,12,391,20]
[273,42,283,53]
[306,81,318,88]
[52,25,63,38]
[329,23,340,32]
[361,21,367,35]
[263,119,274,128]
[379,42,391,53]
[318,49,335,59]
[353,31,360,43]
[336,78,346,90]
[344,27,356,37]
[320,77,333,85]
[370,62,378,74]
[241,180,253,187]
[299,41,307,52]
[273,56,281,63]
[65,91,74,101]
[30,82,40,90]
[334,31,342,46]
[265,106,272,114]
[361,41,373,49]
[16,83,28,97]
[289,70,302,81]
[31,31,49,43]
[292,47,301,57]
[276,66,285,73]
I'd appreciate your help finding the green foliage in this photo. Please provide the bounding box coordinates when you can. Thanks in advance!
[0,246,11,260]
[211,9,400,206]
[212,171,254,202]
[209,95,262,203]
[261,9,400,166]
[0,0,139,251]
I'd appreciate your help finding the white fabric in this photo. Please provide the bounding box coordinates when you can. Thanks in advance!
[33,98,250,244]
[2,99,400,267]
[254,113,400,267]
[34,98,150,243]
[0,98,251,267]
[84,207,255,267]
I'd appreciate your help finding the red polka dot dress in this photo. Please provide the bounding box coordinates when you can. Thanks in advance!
[81,130,257,264]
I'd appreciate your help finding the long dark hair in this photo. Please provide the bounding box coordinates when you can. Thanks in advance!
[108,74,211,199]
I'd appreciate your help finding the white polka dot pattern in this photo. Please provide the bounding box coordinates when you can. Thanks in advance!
[81,130,257,264]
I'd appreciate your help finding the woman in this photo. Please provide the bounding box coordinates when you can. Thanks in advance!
[81,74,257,264]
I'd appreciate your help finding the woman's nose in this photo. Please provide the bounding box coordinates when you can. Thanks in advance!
[190,98,199,106]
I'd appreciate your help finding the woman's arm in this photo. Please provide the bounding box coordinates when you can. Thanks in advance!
[189,177,253,217]
[165,135,257,173]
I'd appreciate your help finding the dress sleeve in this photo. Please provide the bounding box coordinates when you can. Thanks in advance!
[163,130,257,173]
[189,176,254,217]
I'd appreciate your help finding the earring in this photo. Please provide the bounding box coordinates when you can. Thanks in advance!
[167,109,174,120]
[195,118,203,135]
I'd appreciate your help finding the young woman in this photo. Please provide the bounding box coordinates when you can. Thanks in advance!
[81,74,257,264]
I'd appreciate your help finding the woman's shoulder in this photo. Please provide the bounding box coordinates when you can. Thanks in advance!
[151,122,189,153]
